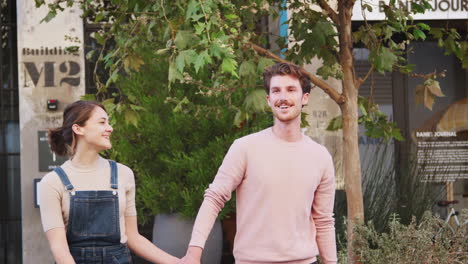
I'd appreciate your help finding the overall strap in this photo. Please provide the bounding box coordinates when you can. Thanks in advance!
[54,167,74,190]
[108,160,118,189]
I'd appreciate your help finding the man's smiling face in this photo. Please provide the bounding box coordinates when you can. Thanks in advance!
[267,74,309,123]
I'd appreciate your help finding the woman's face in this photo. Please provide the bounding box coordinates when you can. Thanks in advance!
[74,106,113,152]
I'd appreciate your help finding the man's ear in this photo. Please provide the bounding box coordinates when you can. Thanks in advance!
[302,92,310,106]
[266,94,271,107]
[72,124,84,136]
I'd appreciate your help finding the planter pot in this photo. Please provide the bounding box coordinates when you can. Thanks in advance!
[152,213,223,263]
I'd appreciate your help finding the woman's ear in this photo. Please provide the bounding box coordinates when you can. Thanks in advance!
[71,124,84,136]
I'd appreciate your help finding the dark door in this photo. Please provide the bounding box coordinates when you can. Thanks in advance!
[0,0,21,263]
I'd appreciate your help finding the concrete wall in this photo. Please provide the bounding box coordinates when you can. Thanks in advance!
[302,61,344,189]
[17,0,85,262]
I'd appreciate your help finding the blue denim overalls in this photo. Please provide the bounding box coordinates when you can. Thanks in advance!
[54,160,132,264]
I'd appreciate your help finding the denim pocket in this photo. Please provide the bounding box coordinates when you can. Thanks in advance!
[70,197,118,237]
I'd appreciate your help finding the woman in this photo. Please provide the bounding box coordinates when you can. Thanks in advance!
[39,100,178,264]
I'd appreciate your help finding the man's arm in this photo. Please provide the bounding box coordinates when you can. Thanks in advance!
[312,152,337,264]
[180,140,247,264]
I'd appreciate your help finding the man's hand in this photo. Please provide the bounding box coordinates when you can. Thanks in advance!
[179,246,203,264]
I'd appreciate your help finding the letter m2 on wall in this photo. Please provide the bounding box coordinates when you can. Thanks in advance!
[38,130,68,172]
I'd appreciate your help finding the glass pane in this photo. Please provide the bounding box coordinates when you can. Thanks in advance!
[0,154,21,264]
[0,1,20,263]
[1,26,12,90]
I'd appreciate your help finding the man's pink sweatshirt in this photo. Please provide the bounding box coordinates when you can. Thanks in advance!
[189,128,337,264]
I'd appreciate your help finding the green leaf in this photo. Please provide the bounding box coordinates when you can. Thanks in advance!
[371,47,398,73]
[168,63,183,83]
[183,50,198,66]
[175,52,186,72]
[129,104,146,111]
[413,28,426,40]
[392,128,404,141]
[173,97,190,113]
[101,98,115,112]
[81,94,96,101]
[35,0,46,7]
[210,42,222,58]
[233,110,247,128]
[326,116,343,131]
[399,64,415,74]
[156,48,170,55]
[194,50,212,73]
[311,21,335,46]
[411,2,425,14]
[430,27,443,39]
[417,23,430,31]
[64,46,79,53]
[186,0,200,21]
[359,103,368,116]
[106,70,119,87]
[225,14,238,20]
[422,0,433,9]
[93,32,106,46]
[175,30,193,50]
[362,4,373,12]
[221,58,239,78]
[176,50,198,73]
[194,22,205,35]
[437,38,444,47]
[239,60,256,77]
[317,63,343,80]
[257,57,275,73]
[124,109,139,127]
[41,10,57,23]
[94,11,105,23]
[123,55,145,72]
[86,50,96,60]
[243,89,268,112]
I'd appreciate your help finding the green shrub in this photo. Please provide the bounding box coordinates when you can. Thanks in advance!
[351,211,467,264]
[334,141,443,253]
[105,64,272,223]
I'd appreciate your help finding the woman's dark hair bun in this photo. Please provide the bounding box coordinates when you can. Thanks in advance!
[48,127,68,156]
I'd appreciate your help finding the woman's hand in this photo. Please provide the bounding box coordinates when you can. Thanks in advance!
[179,246,202,264]
[126,216,180,264]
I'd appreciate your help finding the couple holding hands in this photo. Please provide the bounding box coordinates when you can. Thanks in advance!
[39,63,337,264]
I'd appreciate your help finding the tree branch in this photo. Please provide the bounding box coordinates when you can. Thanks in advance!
[346,0,358,9]
[244,42,346,105]
[317,0,339,25]
[356,65,374,88]
[410,70,446,80]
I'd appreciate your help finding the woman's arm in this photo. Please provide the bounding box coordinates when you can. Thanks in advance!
[126,216,179,264]
[39,177,74,263]
[45,227,75,264]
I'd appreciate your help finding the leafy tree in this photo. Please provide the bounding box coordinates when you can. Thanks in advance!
[36,0,467,262]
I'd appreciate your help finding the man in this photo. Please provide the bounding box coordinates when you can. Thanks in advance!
[180,63,337,264]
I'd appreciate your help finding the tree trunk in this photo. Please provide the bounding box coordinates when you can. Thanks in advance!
[338,1,364,263]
